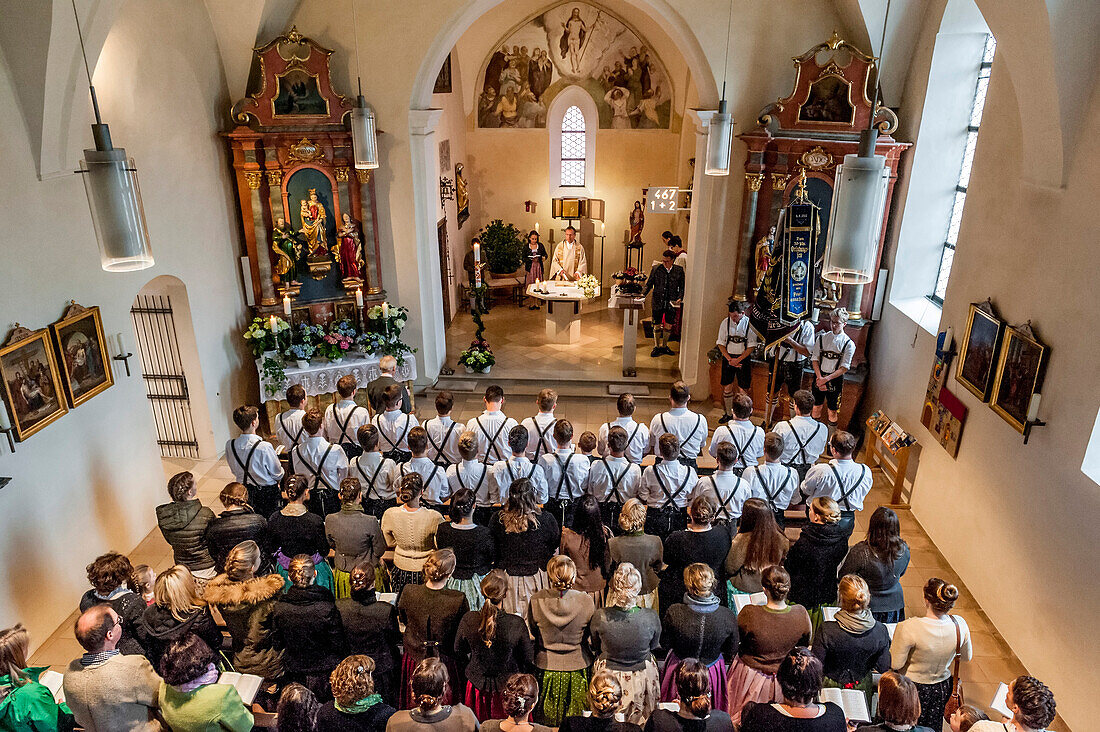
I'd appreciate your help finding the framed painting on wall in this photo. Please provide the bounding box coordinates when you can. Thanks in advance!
[0,328,68,440]
[990,325,1047,433]
[956,302,1004,401]
[50,304,114,407]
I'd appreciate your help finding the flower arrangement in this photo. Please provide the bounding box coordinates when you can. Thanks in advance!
[612,267,647,295]
[365,302,416,364]
[316,324,354,361]
[457,308,495,372]
[578,274,600,299]
[243,317,289,358]
[286,342,315,364]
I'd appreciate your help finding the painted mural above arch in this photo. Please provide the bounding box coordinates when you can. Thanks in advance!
[476,2,673,129]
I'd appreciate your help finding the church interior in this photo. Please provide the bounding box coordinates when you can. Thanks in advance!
[0,0,1097,729]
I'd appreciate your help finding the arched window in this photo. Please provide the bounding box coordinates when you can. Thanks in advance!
[560,105,587,187]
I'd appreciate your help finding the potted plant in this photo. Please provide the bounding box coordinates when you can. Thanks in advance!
[243,317,289,359]
[365,302,417,365]
[478,219,525,275]
[457,308,495,373]
[612,267,647,296]
[578,274,600,299]
[317,323,354,363]
[285,342,315,369]
[261,355,287,397]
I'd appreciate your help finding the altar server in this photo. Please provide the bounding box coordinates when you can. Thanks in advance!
[520,388,558,460]
[586,425,642,530]
[800,430,872,537]
[812,307,857,429]
[768,318,816,423]
[397,427,450,505]
[226,405,284,519]
[324,375,370,458]
[742,433,800,527]
[690,442,752,528]
[424,390,462,468]
[649,381,708,468]
[447,431,494,524]
[540,419,590,527]
[708,393,764,475]
[773,389,827,484]
[466,385,518,464]
[490,425,547,505]
[642,249,685,357]
[349,424,397,518]
[716,300,757,422]
[274,384,307,467]
[597,392,649,463]
[638,433,698,538]
[372,384,419,462]
[293,408,348,516]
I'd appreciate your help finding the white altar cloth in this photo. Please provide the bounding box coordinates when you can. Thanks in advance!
[257,354,417,403]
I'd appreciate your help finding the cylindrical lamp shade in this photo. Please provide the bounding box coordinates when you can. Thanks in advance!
[79,147,154,272]
[351,96,379,170]
[704,110,733,176]
[822,153,890,285]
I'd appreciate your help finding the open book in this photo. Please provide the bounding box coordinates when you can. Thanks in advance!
[819,687,870,722]
[991,682,1013,719]
[379,592,397,605]
[731,592,767,613]
[219,672,263,706]
[38,669,65,704]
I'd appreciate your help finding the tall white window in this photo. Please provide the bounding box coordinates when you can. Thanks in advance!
[932,34,995,302]
[560,105,587,187]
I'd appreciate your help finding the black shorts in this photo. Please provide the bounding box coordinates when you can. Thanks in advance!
[653,307,677,326]
[721,357,752,389]
[777,360,807,396]
[812,378,843,411]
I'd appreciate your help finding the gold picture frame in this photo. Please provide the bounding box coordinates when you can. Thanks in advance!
[955,303,1004,401]
[50,304,114,408]
[990,325,1047,434]
[0,328,69,440]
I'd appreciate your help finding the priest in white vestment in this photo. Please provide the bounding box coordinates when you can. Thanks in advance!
[547,226,588,280]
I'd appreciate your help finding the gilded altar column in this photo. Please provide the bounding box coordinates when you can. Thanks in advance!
[737,173,763,297]
[245,170,277,305]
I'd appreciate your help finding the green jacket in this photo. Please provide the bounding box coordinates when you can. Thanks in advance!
[158,682,254,732]
[0,668,61,732]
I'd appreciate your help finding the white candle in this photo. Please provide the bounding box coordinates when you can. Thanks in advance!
[355,289,364,308]
[0,400,11,430]
[473,242,481,262]
[1026,393,1041,422]
[282,294,292,316]
[599,221,605,236]
[535,222,540,233]
[269,315,277,332]
[382,301,390,318]
[113,332,123,356]
[944,326,954,350]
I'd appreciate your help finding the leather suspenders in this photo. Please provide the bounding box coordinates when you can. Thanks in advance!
[333,404,362,444]
[784,420,822,465]
[753,467,792,512]
[427,420,459,466]
[653,465,692,510]
[725,425,760,468]
[552,453,576,500]
[476,417,509,465]
[356,458,389,499]
[598,458,631,503]
[659,413,703,459]
[403,461,442,492]
[703,475,739,517]
[230,439,263,488]
[278,413,306,451]
[298,444,336,491]
[377,414,413,453]
[533,419,555,461]
[456,462,488,497]
[828,464,868,511]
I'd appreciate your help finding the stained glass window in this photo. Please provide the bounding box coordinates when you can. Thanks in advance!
[560,105,586,187]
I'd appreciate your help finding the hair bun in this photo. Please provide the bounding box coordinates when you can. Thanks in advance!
[938,583,959,602]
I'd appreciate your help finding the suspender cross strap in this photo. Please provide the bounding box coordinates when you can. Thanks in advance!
[299,444,336,491]
[828,463,868,511]
[356,458,389,500]
[427,420,459,466]
[553,453,575,500]
[659,413,704,459]
[403,462,442,492]
[598,458,630,503]
[377,414,413,451]
[724,425,759,468]
[753,467,792,511]
[231,439,263,489]
[279,412,306,451]
[334,404,363,444]
[704,475,740,517]
[457,463,488,494]
[533,419,555,461]
[653,465,692,510]
[784,420,822,465]
[505,458,540,484]
[476,416,509,465]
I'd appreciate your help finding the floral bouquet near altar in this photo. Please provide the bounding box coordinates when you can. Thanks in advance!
[243,317,289,358]
[458,309,494,372]
[365,302,416,364]
[286,342,315,363]
[317,323,354,361]
[578,274,600,299]
[355,330,387,355]
[612,267,647,295]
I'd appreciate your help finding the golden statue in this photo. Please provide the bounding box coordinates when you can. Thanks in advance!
[755,226,775,289]
[299,189,329,257]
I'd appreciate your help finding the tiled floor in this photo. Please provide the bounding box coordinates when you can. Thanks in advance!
[30,403,1070,731]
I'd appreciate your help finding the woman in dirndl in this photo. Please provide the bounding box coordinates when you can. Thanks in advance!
[434,488,496,610]
[266,475,335,592]
[524,230,547,309]
[381,473,446,600]
[490,478,559,620]
[659,563,738,711]
[589,563,661,725]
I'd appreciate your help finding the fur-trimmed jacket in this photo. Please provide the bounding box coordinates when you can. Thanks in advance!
[203,573,285,680]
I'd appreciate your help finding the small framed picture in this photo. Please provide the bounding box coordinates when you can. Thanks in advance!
[956,303,1004,401]
[990,325,1047,433]
[0,329,69,440]
[50,304,114,407]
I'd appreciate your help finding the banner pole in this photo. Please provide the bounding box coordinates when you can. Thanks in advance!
[764,347,780,429]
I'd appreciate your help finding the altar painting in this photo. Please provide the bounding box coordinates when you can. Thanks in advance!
[285,168,344,302]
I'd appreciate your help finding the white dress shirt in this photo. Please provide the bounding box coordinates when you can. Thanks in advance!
[324,399,370,445]
[597,417,650,463]
[777,321,816,362]
[349,452,397,500]
[373,409,419,453]
[274,408,306,453]
[708,419,765,467]
[520,413,558,460]
[639,461,698,509]
[424,415,462,466]
[293,435,348,490]
[742,462,800,512]
[774,415,827,465]
[540,448,590,501]
[400,457,450,504]
[716,316,757,355]
[491,455,547,505]
[813,330,856,374]
[447,459,493,506]
[690,470,752,522]
[801,458,872,511]
[466,410,519,463]
[586,456,642,503]
[648,407,709,461]
[226,434,284,487]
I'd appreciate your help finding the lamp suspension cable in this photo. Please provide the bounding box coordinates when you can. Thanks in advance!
[349,0,379,169]
[703,0,736,175]
[862,0,892,155]
[720,0,732,104]
[72,0,102,125]
[352,0,363,96]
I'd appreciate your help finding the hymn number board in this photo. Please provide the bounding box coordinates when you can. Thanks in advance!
[647,187,682,213]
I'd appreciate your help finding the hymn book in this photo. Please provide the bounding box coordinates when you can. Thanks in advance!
[818,687,870,722]
[218,672,263,705]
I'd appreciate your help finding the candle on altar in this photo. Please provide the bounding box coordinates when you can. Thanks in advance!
[282,294,291,316]
[355,289,364,308]
[382,301,390,318]
[473,242,481,262]
[535,222,540,233]
[268,315,277,333]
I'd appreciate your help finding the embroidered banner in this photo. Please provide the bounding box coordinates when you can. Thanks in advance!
[783,201,818,320]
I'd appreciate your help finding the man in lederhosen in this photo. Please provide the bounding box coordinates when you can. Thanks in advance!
[716,300,757,424]
[226,405,284,518]
[812,307,856,433]
[800,430,872,538]
[768,317,816,424]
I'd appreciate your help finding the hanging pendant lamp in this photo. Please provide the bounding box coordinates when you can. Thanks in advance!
[72,0,153,271]
[349,0,379,170]
[705,0,735,176]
